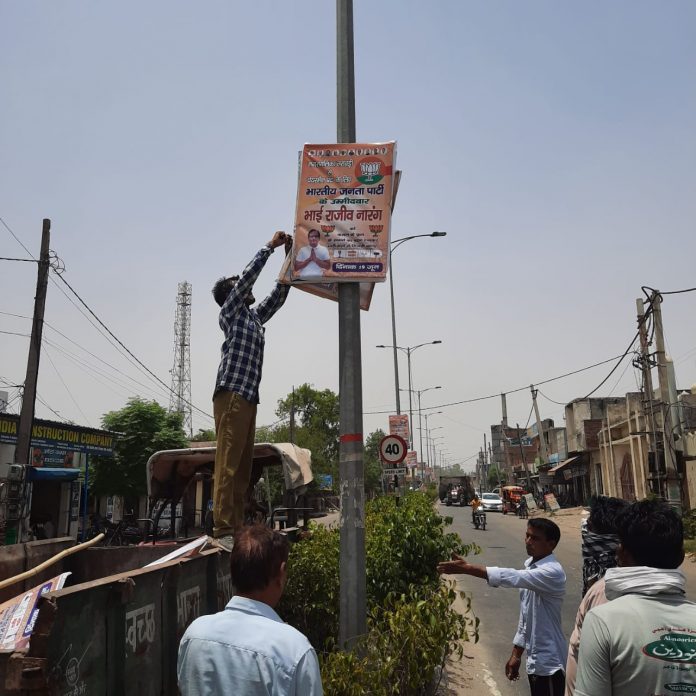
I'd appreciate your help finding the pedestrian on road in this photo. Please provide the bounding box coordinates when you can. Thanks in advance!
[565,496,628,696]
[575,499,696,696]
[580,495,628,597]
[177,524,323,696]
[211,232,292,550]
[438,518,567,696]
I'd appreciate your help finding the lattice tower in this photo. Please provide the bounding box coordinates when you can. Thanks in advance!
[169,281,192,437]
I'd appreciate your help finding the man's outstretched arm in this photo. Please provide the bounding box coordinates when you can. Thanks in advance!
[255,234,292,324]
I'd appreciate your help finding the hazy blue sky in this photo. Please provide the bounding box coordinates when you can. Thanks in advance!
[2,1,695,472]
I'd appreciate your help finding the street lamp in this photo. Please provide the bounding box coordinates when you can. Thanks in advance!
[376,341,442,450]
[423,412,442,477]
[383,231,446,415]
[400,385,441,476]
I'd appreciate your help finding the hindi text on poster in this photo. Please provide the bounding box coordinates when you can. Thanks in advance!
[290,142,396,283]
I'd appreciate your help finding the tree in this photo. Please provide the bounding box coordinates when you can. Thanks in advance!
[191,428,216,442]
[274,384,339,480]
[90,398,188,499]
[364,429,386,497]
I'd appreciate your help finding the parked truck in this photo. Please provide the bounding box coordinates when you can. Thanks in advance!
[438,475,475,505]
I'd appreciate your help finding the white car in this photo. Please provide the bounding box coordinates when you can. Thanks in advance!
[481,492,503,512]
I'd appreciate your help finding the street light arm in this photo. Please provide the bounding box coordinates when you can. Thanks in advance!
[391,231,447,253]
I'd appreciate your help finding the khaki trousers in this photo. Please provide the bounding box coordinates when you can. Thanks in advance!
[212,391,257,537]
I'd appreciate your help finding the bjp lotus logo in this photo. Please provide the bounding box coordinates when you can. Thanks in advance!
[356,157,384,184]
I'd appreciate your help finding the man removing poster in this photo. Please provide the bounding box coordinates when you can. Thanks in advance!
[290,142,396,283]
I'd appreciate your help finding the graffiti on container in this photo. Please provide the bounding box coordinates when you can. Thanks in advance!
[177,587,200,632]
[125,603,156,656]
[48,641,91,696]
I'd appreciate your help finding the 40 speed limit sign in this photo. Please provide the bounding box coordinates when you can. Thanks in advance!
[379,434,407,465]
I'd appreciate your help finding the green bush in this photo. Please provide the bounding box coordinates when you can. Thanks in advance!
[683,508,696,540]
[321,583,478,696]
[278,491,480,694]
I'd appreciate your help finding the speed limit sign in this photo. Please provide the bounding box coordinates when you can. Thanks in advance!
[379,435,407,465]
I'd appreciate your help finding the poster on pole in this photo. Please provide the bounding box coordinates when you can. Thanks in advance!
[388,414,410,443]
[405,451,418,469]
[289,142,396,283]
[278,252,376,310]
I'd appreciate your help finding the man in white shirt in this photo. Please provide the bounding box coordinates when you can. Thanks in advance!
[438,518,566,696]
[178,525,323,695]
[294,228,331,278]
[575,499,696,696]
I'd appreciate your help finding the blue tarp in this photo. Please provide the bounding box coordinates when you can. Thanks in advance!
[26,466,81,482]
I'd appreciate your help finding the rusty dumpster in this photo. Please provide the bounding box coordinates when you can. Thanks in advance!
[0,546,232,695]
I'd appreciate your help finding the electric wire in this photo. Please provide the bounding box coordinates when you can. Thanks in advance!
[0,330,30,337]
[51,271,214,422]
[1,215,214,423]
[42,346,93,426]
[364,353,628,415]
[0,257,36,263]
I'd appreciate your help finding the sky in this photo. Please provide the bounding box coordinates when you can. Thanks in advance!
[2,1,696,474]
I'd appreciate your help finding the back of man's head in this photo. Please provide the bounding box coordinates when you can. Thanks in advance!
[617,499,684,569]
[230,525,290,594]
[588,496,630,535]
[528,517,561,546]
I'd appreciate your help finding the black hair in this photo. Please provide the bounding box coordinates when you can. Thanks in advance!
[212,275,239,307]
[588,496,630,535]
[528,517,561,545]
[230,524,290,593]
[308,228,320,239]
[616,499,684,569]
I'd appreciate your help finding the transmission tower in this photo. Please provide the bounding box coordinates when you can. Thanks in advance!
[170,281,193,437]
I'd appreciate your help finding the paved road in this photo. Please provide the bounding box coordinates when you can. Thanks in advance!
[439,502,584,696]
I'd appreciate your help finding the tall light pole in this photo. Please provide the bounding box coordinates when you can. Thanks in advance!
[376,341,442,450]
[401,386,441,478]
[423,413,442,475]
[337,0,365,649]
[386,232,446,414]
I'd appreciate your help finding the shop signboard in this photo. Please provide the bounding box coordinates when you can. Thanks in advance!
[544,493,561,511]
[0,414,115,468]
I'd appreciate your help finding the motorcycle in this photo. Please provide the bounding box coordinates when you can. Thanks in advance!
[472,509,487,531]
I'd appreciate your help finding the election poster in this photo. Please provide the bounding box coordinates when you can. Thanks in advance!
[278,252,375,310]
[290,142,396,283]
[388,415,410,444]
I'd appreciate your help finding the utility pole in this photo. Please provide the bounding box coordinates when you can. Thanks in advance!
[15,219,51,468]
[530,385,549,465]
[636,298,660,496]
[337,0,366,649]
[406,348,414,451]
[651,292,682,511]
[516,423,534,492]
[483,433,488,490]
[289,386,296,444]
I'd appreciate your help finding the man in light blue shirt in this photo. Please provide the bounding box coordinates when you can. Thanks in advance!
[178,525,323,696]
[438,518,566,696]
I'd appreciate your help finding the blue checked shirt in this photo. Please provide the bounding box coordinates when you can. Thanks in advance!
[215,246,290,404]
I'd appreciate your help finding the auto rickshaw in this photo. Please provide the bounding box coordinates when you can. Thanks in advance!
[501,485,526,515]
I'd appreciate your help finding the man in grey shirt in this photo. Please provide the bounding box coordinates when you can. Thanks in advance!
[576,499,696,696]
[439,518,566,695]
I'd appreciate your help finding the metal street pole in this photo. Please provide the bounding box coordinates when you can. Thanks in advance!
[388,248,400,415]
[337,0,366,649]
[406,348,414,450]
[651,291,682,511]
[386,232,445,416]
[15,219,51,468]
